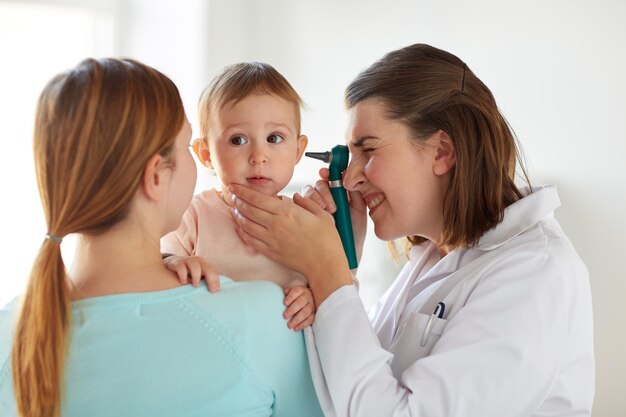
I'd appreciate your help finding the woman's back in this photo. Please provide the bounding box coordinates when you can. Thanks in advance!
[1,277,323,417]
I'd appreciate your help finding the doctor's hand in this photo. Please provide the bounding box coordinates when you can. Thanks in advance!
[228,184,353,306]
[302,167,367,263]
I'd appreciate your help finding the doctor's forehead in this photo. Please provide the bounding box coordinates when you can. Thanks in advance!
[347,99,391,130]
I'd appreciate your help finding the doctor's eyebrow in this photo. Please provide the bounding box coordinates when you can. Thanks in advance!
[352,136,379,147]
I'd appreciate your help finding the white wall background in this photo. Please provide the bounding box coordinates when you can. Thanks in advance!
[0,0,624,415]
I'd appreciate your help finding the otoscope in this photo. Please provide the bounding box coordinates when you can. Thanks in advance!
[305,145,358,269]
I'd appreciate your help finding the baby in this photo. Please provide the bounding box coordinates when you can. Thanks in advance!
[161,62,313,330]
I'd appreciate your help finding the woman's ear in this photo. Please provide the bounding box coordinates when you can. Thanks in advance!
[294,134,308,164]
[192,139,213,168]
[141,153,168,202]
[432,130,456,176]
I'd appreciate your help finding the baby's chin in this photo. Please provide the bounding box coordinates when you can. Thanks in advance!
[252,180,290,196]
[228,181,284,198]
[254,186,283,198]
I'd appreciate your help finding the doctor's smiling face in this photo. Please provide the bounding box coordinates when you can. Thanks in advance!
[343,98,456,243]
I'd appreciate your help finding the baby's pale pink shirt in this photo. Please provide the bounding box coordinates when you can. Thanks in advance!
[161,189,307,289]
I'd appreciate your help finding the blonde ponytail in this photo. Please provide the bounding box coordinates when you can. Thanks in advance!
[12,239,70,417]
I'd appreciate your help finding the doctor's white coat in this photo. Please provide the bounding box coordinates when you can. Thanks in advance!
[306,185,594,416]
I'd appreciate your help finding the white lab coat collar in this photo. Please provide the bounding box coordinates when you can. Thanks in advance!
[406,186,560,269]
[399,185,561,328]
[475,185,561,251]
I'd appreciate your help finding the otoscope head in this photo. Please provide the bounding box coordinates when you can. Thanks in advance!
[306,145,349,181]
[329,145,349,172]
[305,151,331,163]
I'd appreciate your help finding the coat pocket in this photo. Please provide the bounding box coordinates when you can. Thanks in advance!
[389,311,448,378]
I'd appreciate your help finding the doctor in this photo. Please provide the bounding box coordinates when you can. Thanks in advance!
[228,43,595,416]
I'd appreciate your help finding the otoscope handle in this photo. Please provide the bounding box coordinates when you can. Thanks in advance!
[329,185,358,269]
[305,145,358,270]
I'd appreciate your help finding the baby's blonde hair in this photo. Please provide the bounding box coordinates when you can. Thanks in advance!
[198,62,304,143]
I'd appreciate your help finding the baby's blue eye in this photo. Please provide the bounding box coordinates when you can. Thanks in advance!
[229,135,248,145]
[267,134,285,144]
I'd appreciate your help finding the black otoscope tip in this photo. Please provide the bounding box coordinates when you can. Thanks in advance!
[305,151,332,163]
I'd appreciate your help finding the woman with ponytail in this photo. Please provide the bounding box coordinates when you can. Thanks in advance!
[0,58,323,417]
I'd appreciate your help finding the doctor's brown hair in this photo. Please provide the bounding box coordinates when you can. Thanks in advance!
[11,58,185,417]
[345,43,530,251]
[197,61,304,143]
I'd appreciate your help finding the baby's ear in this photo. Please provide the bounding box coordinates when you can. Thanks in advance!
[294,134,308,164]
[192,139,213,169]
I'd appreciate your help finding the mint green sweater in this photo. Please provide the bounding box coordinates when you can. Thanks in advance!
[0,278,323,416]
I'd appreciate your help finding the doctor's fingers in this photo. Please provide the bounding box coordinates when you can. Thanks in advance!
[347,189,368,252]
[302,184,328,212]
[348,189,367,214]
[232,225,272,259]
[230,194,275,231]
[292,193,332,218]
[231,211,274,254]
[316,168,335,212]
[305,168,335,212]
[230,207,269,239]
[228,184,282,214]
[304,181,336,214]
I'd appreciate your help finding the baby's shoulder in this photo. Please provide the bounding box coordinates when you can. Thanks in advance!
[182,189,225,222]
[192,189,221,207]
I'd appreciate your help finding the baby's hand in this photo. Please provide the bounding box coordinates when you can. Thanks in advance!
[163,255,220,292]
[283,285,316,331]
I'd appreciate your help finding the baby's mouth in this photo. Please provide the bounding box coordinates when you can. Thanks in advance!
[246,176,271,185]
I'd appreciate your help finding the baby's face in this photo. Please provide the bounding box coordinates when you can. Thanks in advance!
[206,93,307,197]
